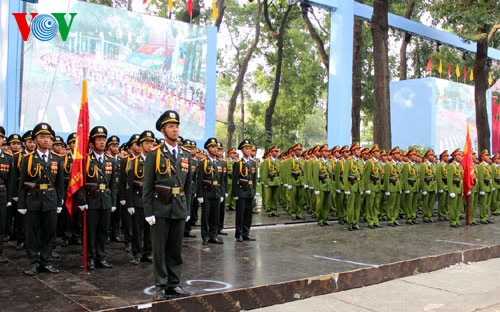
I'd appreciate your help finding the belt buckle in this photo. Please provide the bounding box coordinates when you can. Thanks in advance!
[248,181,253,185]
[39,183,48,190]
[172,187,181,195]
[213,181,219,186]
[99,184,106,190]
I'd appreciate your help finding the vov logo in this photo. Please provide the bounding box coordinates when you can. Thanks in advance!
[12,13,77,42]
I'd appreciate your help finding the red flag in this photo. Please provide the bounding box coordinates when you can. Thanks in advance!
[425,57,432,72]
[447,62,451,77]
[143,0,147,4]
[461,123,475,199]
[463,66,467,81]
[65,79,90,218]
[187,0,192,17]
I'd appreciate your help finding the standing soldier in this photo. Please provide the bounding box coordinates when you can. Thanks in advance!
[0,127,14,263]
[19,123,64,275]
[436,150,450,221]
[343,143,363,230]
[5,134,21,246]
[311,145,333,226]
[363,146,383,229]
[492,154,500,216]
[448,149,464,227]
[285,144,306,220]
[75,126,117,270]
[384,148,402,226]
[260,146,281,217]
[401,149,419,224]
[63,133,82,245]
[477,150,494,224]
[335,146,349,225]
[143,110,192,300]
[225,148,238,211]
[127,130,155,265]
[107,135,124,245]
[420,149,438,223]
[196,138,224,245]
[232,139,258,241]
[216,141,228,236]
[183,139,198,238]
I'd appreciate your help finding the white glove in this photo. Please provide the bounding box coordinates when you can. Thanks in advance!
[467,191,471,196]
[449,192,456,198]
[344,191,351,196]
[360,191,364,195]
[493,188,497,191]
[336,189,341,194]
[287,185,293,190]
[283,184,288,187]
[186,215,191,222]
[263,184,268,188]
[120,200,126,206]
[438,189,443,193]
[197,198,204,204]
[18,209,27,215]
[128,207,135,215]
[304,184,309,189]
[314,190,320,196]
[480,191,485,196]
[12,197,18,202]
[310,186,314,190]
[422,191,428,196]
[111,206,117,212]
[6,202,11,207]
[385,192,390,196]
[225,193,228,198]
[404,190,410,194]
[234,197,239,201]
[145,216,156,225]
[57,207,62,214]
[220,197,224,203]
[78,204,88,211]
[365,190,371,195]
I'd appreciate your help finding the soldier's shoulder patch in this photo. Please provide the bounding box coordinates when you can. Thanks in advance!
[51,152,63,158]
[151,145,161,151]
[4,150,13,156]
[24,151,34,157]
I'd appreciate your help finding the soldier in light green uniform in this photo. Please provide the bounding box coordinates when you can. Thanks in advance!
[329,146,341,217]
[335,146,349,225]
[448,149,464,227]
[436,150,449,221]
[311,145,333,226]
[343,143,363,231]
[401,149,419,224]
[384,148,402,226]
[363,147,382,229]
[467,154,479,225]
[260,146,281,217]
[278,152,289,209]
[359,148,371,222]
[477,150,494,224]
[491,154,500,215]
[420,149,437,223]
[284,144,305,220]
[225,148,238,211]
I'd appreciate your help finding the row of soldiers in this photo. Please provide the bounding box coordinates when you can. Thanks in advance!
[257,143,499,230]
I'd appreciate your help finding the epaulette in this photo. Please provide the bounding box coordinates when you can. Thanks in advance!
[14,150,22,155]
[128,155,138,161]
[24,151,34,156]
[180,146,190,152]
[4,150,13,156]
[51,152,63,158]
[151,145,161,151]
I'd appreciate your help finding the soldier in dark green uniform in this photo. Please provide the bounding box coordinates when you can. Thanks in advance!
[5,134,21,246]
[232,139,258,241]
[401,149,419,224]
[448,149,463,227]
[182,139,198,238]
[225,148,238,211]
[75,126,118,270]
[127,130,155,265]
[19,123,64,275]
[0,127,14,263]
[143,110,192,300]
[216,141,229,236]
[384,148,402,226]
[420,149,437,223]
[477,150,494,224]
[436,150,449,221]
[196,138,225,245]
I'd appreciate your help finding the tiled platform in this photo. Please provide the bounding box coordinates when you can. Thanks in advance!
[2,208,500,311]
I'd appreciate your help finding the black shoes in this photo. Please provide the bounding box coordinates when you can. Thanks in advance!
[295,216,305,220]
[15,241,25,250]
[87,260,96,270]
[61,239,69,247]
[0,255,8,263]
[235,237,243,242]
[130,257,141,265]
[124,243,132,253]
[142,255,153,263]
[96,260,113,268]
[242,236,256,241]
[217,231,228,236]
[155,286,192,300]
[374,224,383,228]
[208,238,224,244]
[25,265,39,276]
[352,225,363,230]
[202,240,209,245]
[41,265,59,273]
[184,232,196,238]
[51,251,61,259]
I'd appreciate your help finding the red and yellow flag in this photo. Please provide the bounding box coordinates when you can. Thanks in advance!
[461,123,475,200]
[65,79,90,218]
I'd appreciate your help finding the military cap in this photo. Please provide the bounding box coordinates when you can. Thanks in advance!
[380,150,388,157]
[450,149,462,157]
[158,138,166,146]
[89,126,107,140]
[7,134,21,144]
[120,143,128,152]
[390,146,401,155]
[370,145,380,153]
[493,154,500,161]
[238,139,252,150]
[183,139,192,147]
[479,149,490,160]
[439,150,449,160]
[269,146,280,153]
[360,147,370,155]
[331,146,340,153]
[204,138,218,149]
[32,122,55,139]
[190,140,197,148]
[0,126,5,138]
[250,145,257,151]
[311,145,320,153]
[217,142,224,149]
[107,135,120,146]
[128,134,140,146]
[53,136,65,145]
[340,145,349,153]
[67,132,77,144]
[228,148,237,154]
[424,149,435,158]
[139,130,155,144]
[22,130,33,142]
[406,149,417,157]
[156,110,180,131]
[291,144,302,151]
[177,136,184,146]
[350,142,360,151]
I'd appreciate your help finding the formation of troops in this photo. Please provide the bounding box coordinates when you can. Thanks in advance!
[0,111,499,300]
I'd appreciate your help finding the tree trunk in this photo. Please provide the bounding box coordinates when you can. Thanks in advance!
[474,34,490,152]
[301,5,329,69]
[398,0,414,81]
[264,5,293,147]
[226,0,261,149]
[351,0,363,143]
[370,0,391,150]
[214,0,226,31]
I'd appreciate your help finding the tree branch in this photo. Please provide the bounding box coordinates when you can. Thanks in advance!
[488,20,500,42]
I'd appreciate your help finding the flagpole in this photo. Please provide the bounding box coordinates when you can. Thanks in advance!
[467,194,471,226]
[82,67,88,272]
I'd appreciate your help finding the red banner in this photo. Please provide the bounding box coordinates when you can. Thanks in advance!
[461,123,475,199]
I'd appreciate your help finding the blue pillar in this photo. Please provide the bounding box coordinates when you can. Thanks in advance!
[326,0,353,146]
[203,25,217,146]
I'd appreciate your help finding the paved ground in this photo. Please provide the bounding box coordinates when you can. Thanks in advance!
[253,257,500,312]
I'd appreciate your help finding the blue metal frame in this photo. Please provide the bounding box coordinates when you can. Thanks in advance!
[202,25,217,147]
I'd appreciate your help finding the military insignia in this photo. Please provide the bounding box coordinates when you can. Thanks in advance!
[50,161,58,174]
[98,127,103,132]
[169,112,176,118]
[181,158,188,164]
[42,124,47,130]
[217,166,222,171]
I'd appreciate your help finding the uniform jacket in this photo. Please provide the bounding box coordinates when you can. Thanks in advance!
[196,157,224,199]
[232,158,257,199]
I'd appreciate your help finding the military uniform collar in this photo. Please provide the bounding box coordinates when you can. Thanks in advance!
[36,149,49,159]
[165,142,178,155]
[208,155,217,163]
